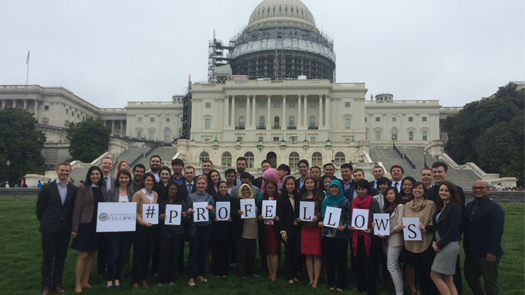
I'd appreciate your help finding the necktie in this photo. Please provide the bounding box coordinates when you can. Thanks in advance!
[105,177,108,188]
[187,183,192,192]
[395,182,399,192]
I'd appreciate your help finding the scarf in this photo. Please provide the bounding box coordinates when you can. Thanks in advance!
[321,180,347,217]
[384,203,397,217]
[216,192,231,202]
[239,184,254,199]
[261,168,282,194]
[351,194,372,257]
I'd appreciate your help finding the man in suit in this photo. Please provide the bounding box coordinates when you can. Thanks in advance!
[339,163,354,193]
[323,163,336,178]
[181,166,197,201]
[98,157,115,280]
[420,167,433,190]
[148,155,162,182]
[201,160,213,178]
[235,157,254,186]
[296,159,309,191]
[389,165,404,193]
[171,158,185,186]
[131,164,145,193]
[100,157,115,192]
[230,172,260,199]
[344,169,379,200]
[369,166,385,189]
[464,180,505,295]
[309,166,322,189]
[37,162,78,295]
[252,160,271,189]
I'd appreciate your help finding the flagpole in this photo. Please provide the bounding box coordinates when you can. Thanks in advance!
[26,50,30,85]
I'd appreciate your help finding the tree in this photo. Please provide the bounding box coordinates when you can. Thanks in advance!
[443,83,524,186]
[0,108,46,185]
[66,117,111,163]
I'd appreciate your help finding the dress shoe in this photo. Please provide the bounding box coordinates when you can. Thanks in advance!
[52,286,65,293]
[132,283,140,289]
[140,280,149,288]
[42,288,51,295]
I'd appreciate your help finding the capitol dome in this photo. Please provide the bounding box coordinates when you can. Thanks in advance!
[228,0,336,81]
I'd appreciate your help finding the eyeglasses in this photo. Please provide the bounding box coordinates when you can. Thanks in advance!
[472,186,487,190]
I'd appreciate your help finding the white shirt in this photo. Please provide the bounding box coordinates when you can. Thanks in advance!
[391,181,401,193]
[119,195,129,203]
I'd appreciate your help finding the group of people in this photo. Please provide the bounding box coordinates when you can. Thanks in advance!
[37,155,505,295]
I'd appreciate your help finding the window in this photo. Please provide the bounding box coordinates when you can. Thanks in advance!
[150,117,155,122]
[422,117,427,122]
[71,112,74,117]
[289,152,299,169]
[206,103,211,108]
[375,131,381,141]
[259,116,265,127]
[289,102,295,108]
[310,137,316,142]
[222,152,232,167]
[258,136,264,142]
[290,136,297,142]
[138,117,143,122]
[312,152,322,166]
[66,109,68,114]
[274,102,280,108]
[375,117,380,122]
[273,137,280,141]
[289,116,295,126]
[77,114,79,119]
[392,117,397,122]
[44,105,49,110]
[310,102,315,108]
[335,152,345,165]
[409,131,414,141]
[409,117,413,122]
[244,152,254,168]
[239,116,245,127]
[260,102,265,108]
[365,117,367,122]
[237,136,243,141]
[164,128,170,141]
[392,127,398,140]
[309,116,315,127]
[239,102,245,108]
[205,118,210,129]
[345,118,350,129]
[149,131,155,140]
[165,118,170,122]
[199,151,209,163]
[345,102,350,107]
[274,116,280,127]
[137,131,142,138]
[422,131,428,141]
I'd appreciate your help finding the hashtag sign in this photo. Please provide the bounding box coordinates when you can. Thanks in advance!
[142,204,159,224]
[145,206,155,218]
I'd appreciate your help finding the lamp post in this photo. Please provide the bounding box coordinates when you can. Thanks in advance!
[6,160,10,187]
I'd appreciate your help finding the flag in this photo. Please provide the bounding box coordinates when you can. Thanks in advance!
[26,50,30,64]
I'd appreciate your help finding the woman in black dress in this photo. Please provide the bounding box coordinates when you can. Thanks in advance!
[71,166,106,293]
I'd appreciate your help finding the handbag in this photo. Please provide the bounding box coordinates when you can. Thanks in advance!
[183,216,197,242]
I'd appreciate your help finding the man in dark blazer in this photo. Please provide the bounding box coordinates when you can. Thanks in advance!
[252,160,271,189]
[36,162,78,295]
[344,169,379,200]
[369,166,385,189]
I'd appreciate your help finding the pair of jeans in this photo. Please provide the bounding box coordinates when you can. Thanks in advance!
[187,224,213,279]
[387,246,403,295]
[106,232,132,281]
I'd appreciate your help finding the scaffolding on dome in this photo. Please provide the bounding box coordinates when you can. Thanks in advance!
[208,30,232,83]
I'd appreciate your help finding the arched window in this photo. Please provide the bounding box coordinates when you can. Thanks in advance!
[391,127,398,140]
[164,127,170,142]
[221,152,232,167]
[289,116,295,126]
[335,152,345,165]
[239,116,245,128]
[310,116,315,127]
[259,116,265,128]
[244,152,254,168]
[274,116,280,128]
[199,151,209,163]
[289,152,299,169]
[312,152,322,166]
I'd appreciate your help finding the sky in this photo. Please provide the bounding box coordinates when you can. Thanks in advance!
[1,0,523,108]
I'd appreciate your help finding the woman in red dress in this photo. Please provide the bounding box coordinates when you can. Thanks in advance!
[257,179,281,281]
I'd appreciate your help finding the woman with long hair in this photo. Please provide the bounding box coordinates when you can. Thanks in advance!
[71,166,106,293]
[277,176,302,284]
[319,180,351,291]
[232,184,259,278]
[157,181,187,286]
[186,175,215,286]
[206,169,221,197]
[211,181,233,278]
[297,177,323,288]
[320,175,335,198]
[401,181,438,295]
[131,173,159,288]
[257,179,281,281]
[400,176,417,204]
[154,166,172,196]
[113,161,130,178]
[105,169,135,289]
[427,181,462,295]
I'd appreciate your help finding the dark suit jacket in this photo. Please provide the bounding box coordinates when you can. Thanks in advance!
[252,177,263,189]
[463,198,505,258]
[369,180,379,189]
[72,185,107,233]
[179,180,197,203]
[344,187,379,201]
[106,186,135,203]
[426,203,462,250]
[277,193,301,234]
[101,175,116,193]
[36,181,78,234]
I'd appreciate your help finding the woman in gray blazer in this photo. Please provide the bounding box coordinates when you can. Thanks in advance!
[71,166,106,293]
[105,169,135,289]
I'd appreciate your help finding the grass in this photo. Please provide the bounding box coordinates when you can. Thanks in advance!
[0,198,523,295]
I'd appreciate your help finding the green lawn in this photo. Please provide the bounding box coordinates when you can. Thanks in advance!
[1,198,523,295]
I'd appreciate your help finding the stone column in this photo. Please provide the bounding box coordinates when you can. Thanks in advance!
[247,95,251,127]
[282,95,287,130]
[252,95,256,128]
[298,94,302,127]
[303,95,307,128]
[34,100,38,118]
[319,95,323,128]
[23,100,27,110]
[111,120,115,134]
[2,99,5,109]
[326,96,331,129]
[223,96,229,128]
[231,95,236,127]
[266,95,271,130]
[119,120,122,135]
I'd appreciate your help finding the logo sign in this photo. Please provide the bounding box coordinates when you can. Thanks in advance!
[96,202,136,232]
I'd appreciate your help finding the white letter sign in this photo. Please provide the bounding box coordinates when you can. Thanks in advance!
[216,201,230,221]
[164,204,182,225]
[240,199,256,219]
[142,204,159,225]
[299,201,315,222]
[351,208,369,230]
[403,217,422,241]
[373,213,390,236]
[323,207,342,228]
[96,202,136,232]
[193,202,209,222]
[262,200,277,219]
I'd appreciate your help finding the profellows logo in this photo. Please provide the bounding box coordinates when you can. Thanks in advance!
[99,213,109,221]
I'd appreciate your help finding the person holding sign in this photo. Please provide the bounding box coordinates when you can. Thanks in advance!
[257,179,281,281]
[232,184,259,278]
[425,181,462,295]
[374,187,405,295]
[347,179,380,295]
[277,176,302,284]
[186,175,215,286]
[400,182,437,295]
[105,169,135,289]
[157,182,187,286]
[131,173,159,288]
[318,180,351,291]
[297,177,323,288]
[71,166,107,293]
[211,181,233,278]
